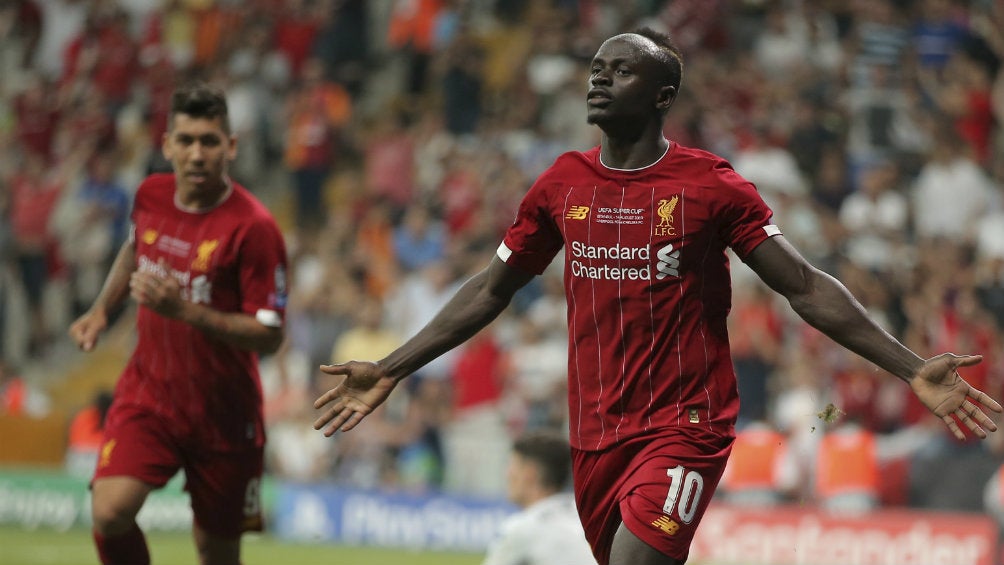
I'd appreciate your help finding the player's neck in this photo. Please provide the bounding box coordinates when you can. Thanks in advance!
[175,176,233,212]
[599,135,670,171]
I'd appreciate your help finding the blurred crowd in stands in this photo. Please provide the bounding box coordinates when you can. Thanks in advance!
[1,0,1003,518]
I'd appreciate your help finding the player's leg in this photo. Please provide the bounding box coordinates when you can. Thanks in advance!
[91,476,154,535]
[91,476,156,565]
[573,430,732,565]
[185,447,264,565]
[612,436,731,565]
[90,405,182,565]
[192,525,241,565]
[609,521,684,565]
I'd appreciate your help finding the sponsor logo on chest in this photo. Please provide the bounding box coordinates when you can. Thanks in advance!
[150,233,192,257]
[564,195,681,236]
[564,195,683,281]
[137,235,220,304]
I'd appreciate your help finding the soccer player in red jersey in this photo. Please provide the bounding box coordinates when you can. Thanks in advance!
[313,29,1001,565]
[69,83,288,565]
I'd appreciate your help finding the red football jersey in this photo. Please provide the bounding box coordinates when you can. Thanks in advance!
[115,173,288,451]
[500,143,779,450]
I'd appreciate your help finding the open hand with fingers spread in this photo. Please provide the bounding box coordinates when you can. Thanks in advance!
[313,361,400,435]
[909,353,1003,440]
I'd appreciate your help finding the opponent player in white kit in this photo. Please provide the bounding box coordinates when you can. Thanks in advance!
[483,431,597,565]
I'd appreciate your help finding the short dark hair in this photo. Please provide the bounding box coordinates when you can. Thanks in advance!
[169,82,231,133]
[512,430,572,492]
[631,27,684,93]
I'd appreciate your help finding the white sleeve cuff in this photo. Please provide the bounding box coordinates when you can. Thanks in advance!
[497,241,513,262]
[255,309,282,328]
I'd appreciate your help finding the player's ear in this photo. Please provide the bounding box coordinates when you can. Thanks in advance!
[161,131,173,160]
[227,134,238,161]
[656,85,677,113]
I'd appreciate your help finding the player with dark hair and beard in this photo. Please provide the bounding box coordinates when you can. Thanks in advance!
[70,82,288,565]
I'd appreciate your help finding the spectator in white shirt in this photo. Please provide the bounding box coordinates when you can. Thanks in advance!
[838,159,909,271]
[911,128,997,244]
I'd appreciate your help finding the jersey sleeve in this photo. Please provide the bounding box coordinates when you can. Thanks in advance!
[714,164,781,260]
[129,177,151,225]
[238,217,288,328]
[498,180,564,275]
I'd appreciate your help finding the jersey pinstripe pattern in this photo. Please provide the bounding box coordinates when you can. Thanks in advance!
[113,173,288,451]
[500,143,778,450]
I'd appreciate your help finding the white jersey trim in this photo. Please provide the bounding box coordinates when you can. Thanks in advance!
[497,242,513,262]
[599,140,671,172]
[255,308,283,328]
[764,224,782,236]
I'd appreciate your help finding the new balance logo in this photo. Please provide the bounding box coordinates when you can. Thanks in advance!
[651,515,680,536]
[565,205,590,220]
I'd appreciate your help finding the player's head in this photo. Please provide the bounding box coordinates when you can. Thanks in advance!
[586,27,683,129]
[162,82,237,192]
[630,27,683,95]
[168,82,232,134]
[506,431,572,507]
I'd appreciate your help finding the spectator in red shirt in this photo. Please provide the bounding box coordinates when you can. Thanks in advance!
[8,149,83,357]
[13,73,60,159]
[61,8,137,114]
[273,0,322,79]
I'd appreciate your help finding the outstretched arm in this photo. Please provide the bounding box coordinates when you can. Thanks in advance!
[745,235,1001,439]
[314,256,535,434]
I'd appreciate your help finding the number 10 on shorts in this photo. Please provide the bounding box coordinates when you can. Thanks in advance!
[663,465,705,524]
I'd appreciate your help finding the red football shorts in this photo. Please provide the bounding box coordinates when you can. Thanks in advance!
[93,403,265,538]
[572,427,734,564]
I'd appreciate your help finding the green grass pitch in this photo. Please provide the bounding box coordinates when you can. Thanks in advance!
[0,525,483,565]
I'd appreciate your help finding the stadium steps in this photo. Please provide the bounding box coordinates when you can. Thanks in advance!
[44,308,136,414]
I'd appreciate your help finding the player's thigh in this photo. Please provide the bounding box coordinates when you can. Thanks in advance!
[574,430,732,564]
[184,447,264,539]
[616,433,731,562]
[94,403,184,487]
[91,476,155,532]
[91,405,182,529]
[610,522,684,565]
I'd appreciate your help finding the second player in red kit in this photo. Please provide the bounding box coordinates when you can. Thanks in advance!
[70,83,288,565]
